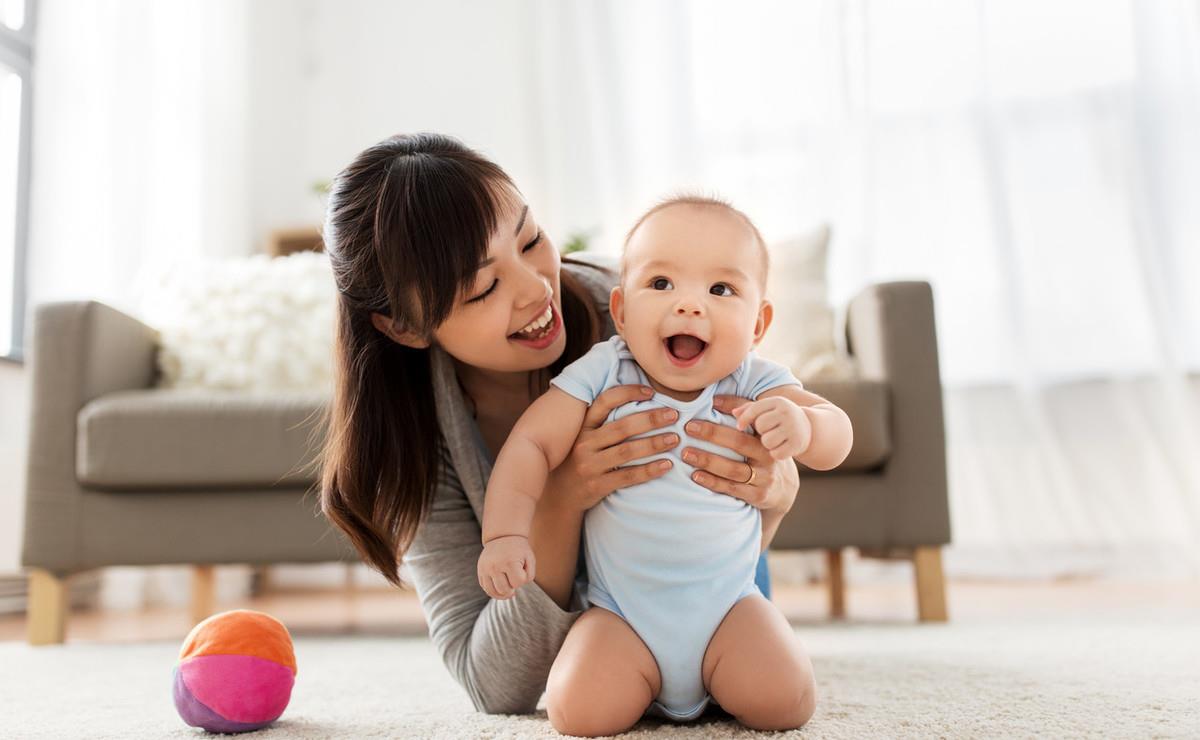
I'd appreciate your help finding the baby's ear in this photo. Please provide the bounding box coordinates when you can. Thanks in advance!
[751,299,774,346]
[609,285,626,334]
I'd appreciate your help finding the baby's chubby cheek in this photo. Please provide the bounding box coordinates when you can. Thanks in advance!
[699,340,746,384]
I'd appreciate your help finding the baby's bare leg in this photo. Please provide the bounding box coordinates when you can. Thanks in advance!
[701,593,816,731]
[546,607,661,737]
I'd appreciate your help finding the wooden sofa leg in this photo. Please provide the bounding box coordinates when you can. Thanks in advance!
[250,565,272,597]
[191,565,216,627]
[912,546,948,622]
[826,549,846,619]
[28,569,68,646]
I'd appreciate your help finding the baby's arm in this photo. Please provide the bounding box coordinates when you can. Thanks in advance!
[477,386,589,599]
[732,385,853,471]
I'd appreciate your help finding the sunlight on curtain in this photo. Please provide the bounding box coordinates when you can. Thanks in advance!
[27,0,250,316]
[0,69,20,354]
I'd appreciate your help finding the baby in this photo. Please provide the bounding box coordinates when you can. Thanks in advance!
[478,194,853,723]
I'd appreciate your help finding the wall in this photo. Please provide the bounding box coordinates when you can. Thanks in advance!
[246,0,546,248]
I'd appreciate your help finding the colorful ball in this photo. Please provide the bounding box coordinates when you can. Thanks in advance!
[172,609,297,734]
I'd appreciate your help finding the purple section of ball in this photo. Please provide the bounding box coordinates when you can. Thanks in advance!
[173,665,273,734]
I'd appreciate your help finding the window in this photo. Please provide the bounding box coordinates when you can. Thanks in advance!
[0,0,32,363]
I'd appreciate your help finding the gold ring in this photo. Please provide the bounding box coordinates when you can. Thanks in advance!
[743,465,757,486]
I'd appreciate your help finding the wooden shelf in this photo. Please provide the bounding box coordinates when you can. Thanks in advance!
[266,226,324,257]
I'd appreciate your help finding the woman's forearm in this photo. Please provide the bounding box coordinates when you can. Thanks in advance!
[528,494,584,610]
[760,457,800,553]
[761,506,787,554]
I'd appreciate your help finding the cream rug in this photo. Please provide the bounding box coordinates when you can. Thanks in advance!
[5,612,1197,739]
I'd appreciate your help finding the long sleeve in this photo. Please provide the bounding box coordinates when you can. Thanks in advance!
[402,443,586,714]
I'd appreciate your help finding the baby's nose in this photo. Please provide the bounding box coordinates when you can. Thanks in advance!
[675,303,703,316]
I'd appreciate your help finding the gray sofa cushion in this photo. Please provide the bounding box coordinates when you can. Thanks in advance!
[76,389,327,490]
[75,381,889,490]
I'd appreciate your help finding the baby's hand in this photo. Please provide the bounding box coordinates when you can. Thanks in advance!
[730,397,813,461]
[477,535,536,600]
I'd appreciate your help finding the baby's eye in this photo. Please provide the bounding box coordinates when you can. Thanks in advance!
[710,283,735,297]
[651,277,673,290]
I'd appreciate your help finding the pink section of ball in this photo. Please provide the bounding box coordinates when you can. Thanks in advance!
[178,653,295,723]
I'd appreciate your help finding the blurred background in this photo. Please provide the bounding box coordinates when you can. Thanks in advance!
[1,0,1199,625]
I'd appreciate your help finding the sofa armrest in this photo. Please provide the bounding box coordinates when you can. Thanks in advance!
[21,301,159,574]
[845,281,951,545]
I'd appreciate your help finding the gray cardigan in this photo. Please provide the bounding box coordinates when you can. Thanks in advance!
[402,260,618,714]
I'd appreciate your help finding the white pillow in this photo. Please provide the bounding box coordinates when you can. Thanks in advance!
[756,223,857,382]
[137,251,336,392]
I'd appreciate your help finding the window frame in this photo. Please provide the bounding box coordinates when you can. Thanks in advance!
[0,0,34,365]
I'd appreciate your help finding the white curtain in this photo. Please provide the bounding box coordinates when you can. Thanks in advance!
[27,0,251,315]
[533,0,1200,580]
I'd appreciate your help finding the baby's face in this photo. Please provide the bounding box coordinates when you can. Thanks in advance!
[611,205,772,396]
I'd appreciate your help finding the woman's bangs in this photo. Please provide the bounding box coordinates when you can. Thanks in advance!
[383,157,517,335]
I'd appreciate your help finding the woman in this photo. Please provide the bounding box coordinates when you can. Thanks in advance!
[317,132,806,722]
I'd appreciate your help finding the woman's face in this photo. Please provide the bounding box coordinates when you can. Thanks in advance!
[429,196,567,374]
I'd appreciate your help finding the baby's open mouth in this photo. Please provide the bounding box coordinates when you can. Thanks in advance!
[664,334,707,365]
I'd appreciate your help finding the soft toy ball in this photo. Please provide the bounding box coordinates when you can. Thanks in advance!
[172,609,297,734]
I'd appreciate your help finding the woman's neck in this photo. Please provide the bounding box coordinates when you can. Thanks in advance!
[451,358,536,417]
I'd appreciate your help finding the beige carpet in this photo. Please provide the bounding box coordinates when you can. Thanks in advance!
[5,611,1197,739]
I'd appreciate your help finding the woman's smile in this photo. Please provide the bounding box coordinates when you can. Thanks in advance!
[508,300,563,350]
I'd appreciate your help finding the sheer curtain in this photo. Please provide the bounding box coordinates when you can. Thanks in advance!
[533,0,1200,580]
[27,0,251,315]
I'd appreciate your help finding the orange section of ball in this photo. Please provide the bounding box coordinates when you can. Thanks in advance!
[178,609,297,675]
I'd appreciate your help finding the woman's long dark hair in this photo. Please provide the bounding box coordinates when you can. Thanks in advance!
[313,132,605,588]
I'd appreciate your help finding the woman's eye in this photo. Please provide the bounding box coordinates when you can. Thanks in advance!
[710,283,735,297]
[651,277,673,290]
[468,279,498,303]
[468,229,544,301]
[523,229,543,253]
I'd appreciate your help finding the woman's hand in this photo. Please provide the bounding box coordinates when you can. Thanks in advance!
[546,384,680,513]
[680,394,800,514]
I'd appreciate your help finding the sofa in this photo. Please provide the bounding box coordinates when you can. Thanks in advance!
[20,280,950,645]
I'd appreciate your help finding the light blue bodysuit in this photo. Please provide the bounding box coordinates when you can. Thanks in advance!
[550,335,803,721]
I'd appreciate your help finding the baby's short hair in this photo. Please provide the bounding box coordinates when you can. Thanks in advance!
[621,192,769,287]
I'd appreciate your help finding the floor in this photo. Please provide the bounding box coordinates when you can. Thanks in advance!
[5,575,1199,737]
[3,574,1197,645]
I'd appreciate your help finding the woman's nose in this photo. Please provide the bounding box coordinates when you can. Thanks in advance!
[515,266,550,309]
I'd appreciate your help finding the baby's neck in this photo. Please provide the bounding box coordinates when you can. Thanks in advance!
[644,373,703,403]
